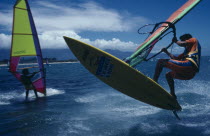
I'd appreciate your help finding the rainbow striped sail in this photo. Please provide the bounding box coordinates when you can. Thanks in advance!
[126,0,202,67]
[9,0,46,94]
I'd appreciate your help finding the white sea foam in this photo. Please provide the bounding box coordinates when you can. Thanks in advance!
[178,80,210,97]
[0,91,23,105]
[58,126,79,136]
[45,88,65,96]
[173,80,210,135]
[0,88,65,105]
[139,122,169,134]
[175,80,210,118]
[26,88,65,98]
[58,119,91,136]
[204,130,210,135]
[109,105,161,117]
[62,79,210,136]
[75,88,135,104]
[179,121,209,128]
[178,121,210,135]
[74,89,161,120]
[181,103,210,118]
[73,123,91,131]
[0,101,10,105]
[74,93,106,103]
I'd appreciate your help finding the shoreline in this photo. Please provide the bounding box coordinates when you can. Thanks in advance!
[0,61,79,67]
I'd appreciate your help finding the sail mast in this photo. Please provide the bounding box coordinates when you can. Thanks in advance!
[25,0,46,94]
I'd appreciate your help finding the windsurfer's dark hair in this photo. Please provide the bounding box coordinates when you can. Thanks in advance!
[180,33,192,41]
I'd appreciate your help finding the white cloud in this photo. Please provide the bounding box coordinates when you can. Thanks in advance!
[0,30,183,55]
[0,34,11,48]
[3,1,183,54]
[90,38,137,51]
[39,30,138,51]
[0,11,13,31]
[31,1,148,32]
[0,1,143,51]
[38,30,81,49]
[0,31,137,52]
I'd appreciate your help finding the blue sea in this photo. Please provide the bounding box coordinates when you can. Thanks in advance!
[1,56,210,136]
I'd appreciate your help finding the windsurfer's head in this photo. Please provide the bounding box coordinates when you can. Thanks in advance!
[22,69,29,75]
[180,34,192,41]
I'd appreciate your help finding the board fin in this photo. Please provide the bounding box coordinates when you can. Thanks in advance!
[172,111,181,120]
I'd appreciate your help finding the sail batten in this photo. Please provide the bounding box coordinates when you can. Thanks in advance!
[15,7,27,10]
[9,0,46,94]
[13,33,34,35]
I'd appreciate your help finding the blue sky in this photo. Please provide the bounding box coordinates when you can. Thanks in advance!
[0,0,209,55]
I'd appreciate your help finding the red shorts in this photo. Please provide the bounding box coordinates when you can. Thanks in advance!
[163,59,197,80]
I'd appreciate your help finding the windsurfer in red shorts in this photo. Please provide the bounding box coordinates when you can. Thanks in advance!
[153,34,201,99]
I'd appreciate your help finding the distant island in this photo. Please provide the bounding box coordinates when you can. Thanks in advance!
[0,58,78,65]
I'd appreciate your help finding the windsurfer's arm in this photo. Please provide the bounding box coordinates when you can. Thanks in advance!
[161,48,177,59]
[173,37,187,47]
[176,53,185,60]
[176,38,196,48]
[175,41,188,47]
[29,72,38,78]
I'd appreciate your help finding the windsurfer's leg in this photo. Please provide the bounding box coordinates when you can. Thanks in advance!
[25,90,29,100]
[153,59,168,82]
[166,72,176,99]
[34,90,38,98]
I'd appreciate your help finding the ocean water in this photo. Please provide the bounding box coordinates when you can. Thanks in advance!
[0,57,210,136]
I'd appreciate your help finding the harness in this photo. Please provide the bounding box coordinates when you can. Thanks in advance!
[183,40,201,72]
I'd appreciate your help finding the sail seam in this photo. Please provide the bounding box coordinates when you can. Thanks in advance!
[15,7,27,10]
[13,33,35,35]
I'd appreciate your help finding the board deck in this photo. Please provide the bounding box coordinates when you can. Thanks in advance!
[64,36,182,111]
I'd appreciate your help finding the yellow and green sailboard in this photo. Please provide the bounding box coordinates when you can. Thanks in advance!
[63,0,201,113]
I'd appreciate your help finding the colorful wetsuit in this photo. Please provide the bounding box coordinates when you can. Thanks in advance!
[184,38,201,70]
[164,38,201,80]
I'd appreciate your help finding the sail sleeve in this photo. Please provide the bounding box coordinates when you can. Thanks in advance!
[9,0,46,94]
[127,0,202,67]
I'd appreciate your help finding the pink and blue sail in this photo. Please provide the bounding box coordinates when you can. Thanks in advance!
[126,0,202,67]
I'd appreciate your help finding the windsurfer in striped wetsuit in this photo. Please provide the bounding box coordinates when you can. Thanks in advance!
[21,69,39,101]
[153,34,201,99]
